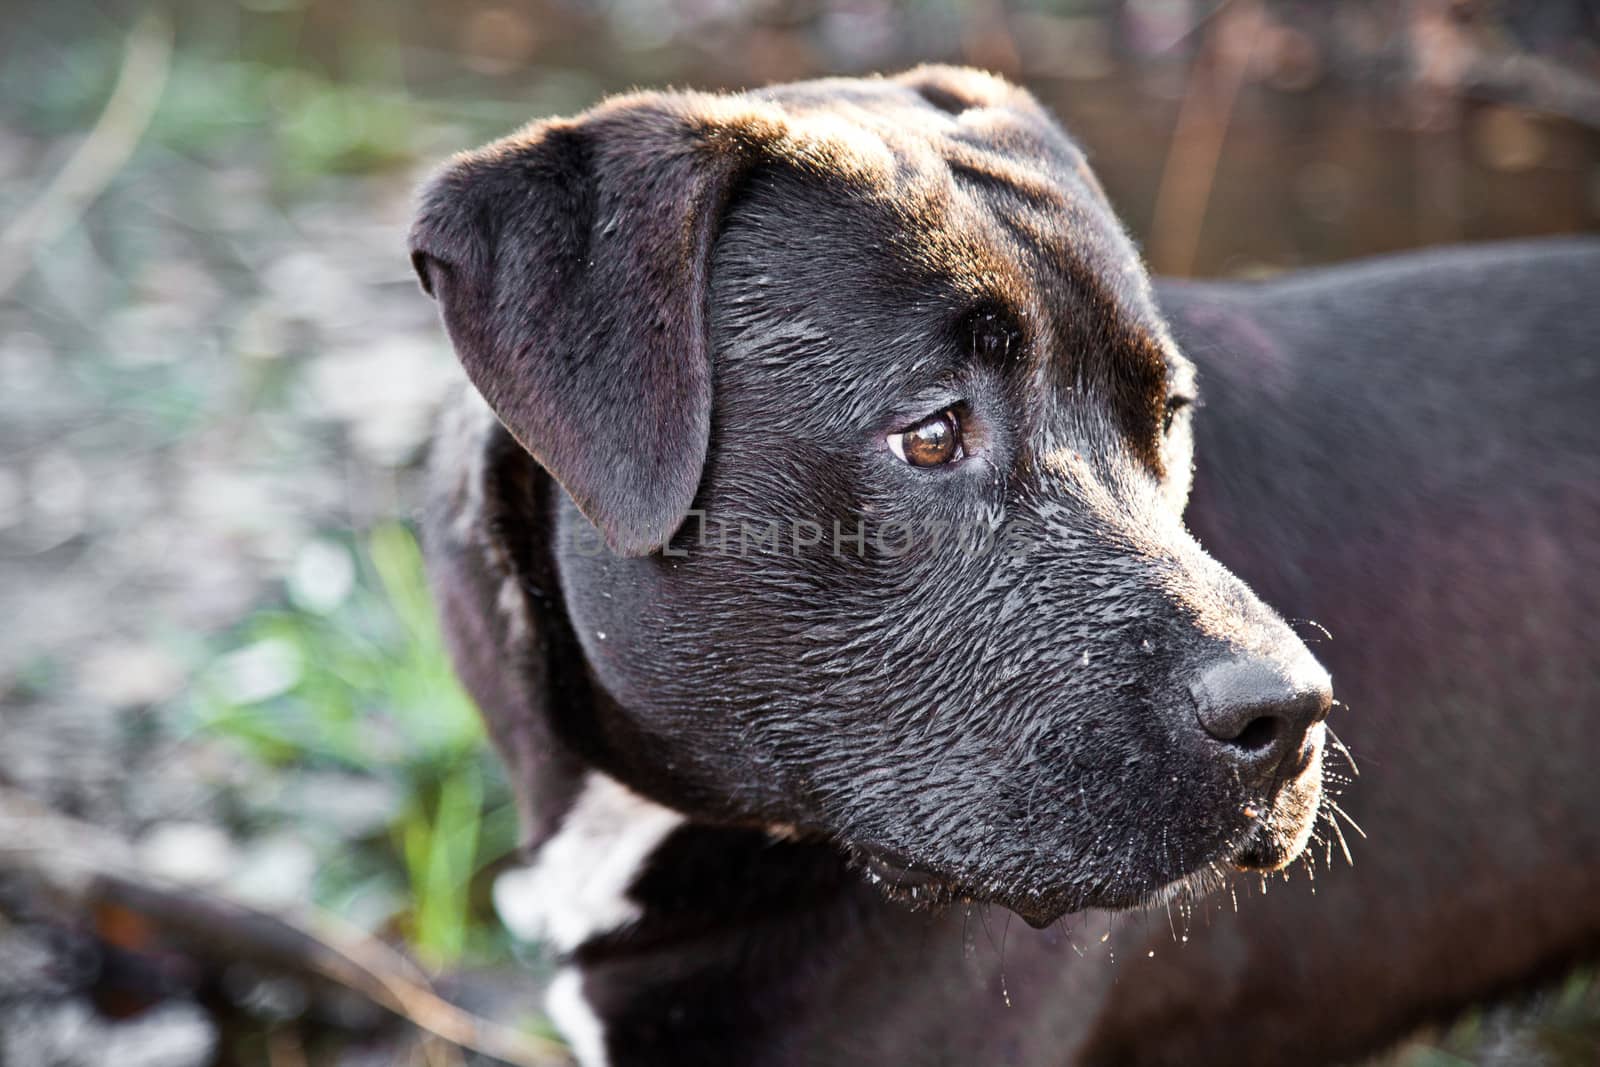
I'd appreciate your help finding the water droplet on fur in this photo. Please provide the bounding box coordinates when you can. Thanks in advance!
[596,631,607,640]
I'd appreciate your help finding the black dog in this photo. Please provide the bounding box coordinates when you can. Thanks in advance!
[411,67,1600,1065]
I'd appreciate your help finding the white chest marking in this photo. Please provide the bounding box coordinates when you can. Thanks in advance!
[493,773,685,1067]
[492,771,685,953]
[546,966,611,1067]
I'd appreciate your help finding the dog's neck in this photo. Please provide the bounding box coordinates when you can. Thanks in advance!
[493,772,681,1066]
[494,770,1131,1067]
[493,770,880,1066]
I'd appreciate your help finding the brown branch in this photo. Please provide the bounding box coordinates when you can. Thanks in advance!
[0,786,573,1067]
[1147,0,1263,277]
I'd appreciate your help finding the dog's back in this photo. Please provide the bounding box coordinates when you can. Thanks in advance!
[1079,238,1600,1064]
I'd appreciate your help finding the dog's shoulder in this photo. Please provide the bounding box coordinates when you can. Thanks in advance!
[422,383,591,849]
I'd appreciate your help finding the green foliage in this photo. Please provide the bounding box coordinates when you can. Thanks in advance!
[195,522,518,967]
[1385,969,1600,1066]
[152,59,420,180]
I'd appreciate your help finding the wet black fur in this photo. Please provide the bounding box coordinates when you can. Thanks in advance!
[412,67,1600,1065]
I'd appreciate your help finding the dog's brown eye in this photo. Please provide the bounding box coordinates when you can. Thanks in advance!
[888,410,963,467]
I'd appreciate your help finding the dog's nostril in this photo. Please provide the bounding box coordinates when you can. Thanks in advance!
[1231,715,1281,753]
[1190,653,1332,779]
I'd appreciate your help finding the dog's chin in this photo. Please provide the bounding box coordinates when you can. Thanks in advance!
[850,743,1327,928]
[850,850,1078,929]
[855,850,966,910]
[1229,740,1325,873]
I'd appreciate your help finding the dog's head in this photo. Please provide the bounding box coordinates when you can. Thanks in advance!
[411,67,1332,927]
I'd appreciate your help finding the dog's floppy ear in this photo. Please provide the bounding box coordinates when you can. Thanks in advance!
[410,95,758,556]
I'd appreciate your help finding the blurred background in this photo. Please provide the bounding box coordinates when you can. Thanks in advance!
[1,1,1597,1064]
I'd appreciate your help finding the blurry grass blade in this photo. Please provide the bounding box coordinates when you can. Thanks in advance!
[369,521,440,651]
[406,762,485,966]
[0,8,172,298]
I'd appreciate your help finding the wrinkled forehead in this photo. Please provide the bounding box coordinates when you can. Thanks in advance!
[724,75,1177,431]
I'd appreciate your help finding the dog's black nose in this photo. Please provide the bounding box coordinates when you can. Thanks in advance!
[1191,654,1332,783]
